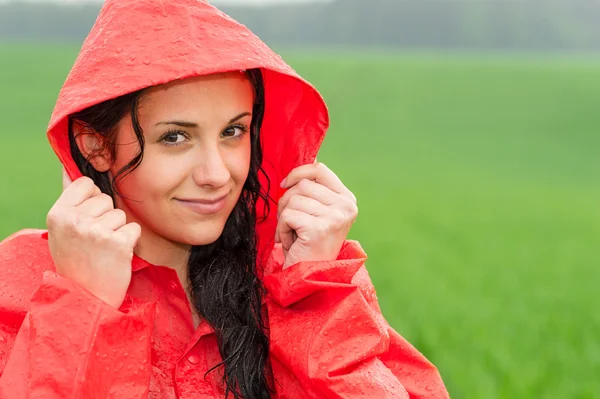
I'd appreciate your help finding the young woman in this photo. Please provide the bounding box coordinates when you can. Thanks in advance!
[0,1,449,398]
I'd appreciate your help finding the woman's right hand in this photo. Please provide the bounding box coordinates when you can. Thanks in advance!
[45,170,141,308]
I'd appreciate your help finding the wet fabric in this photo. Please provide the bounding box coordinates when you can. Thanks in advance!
[0,0,449,397]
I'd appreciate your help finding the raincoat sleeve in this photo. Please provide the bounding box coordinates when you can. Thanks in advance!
[0,231,156,399]
[263,240,449,399]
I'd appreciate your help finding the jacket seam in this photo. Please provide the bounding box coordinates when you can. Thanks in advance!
[73,303,102,399]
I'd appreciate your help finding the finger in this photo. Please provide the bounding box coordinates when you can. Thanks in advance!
[94,208,127,231]
[59,176,102,207]
[62,168,72,192]
[278,179,338,213]
[278,194,328,219]
[281,163,348,195]
[115,222,142,246]
[277,215,295,253]
[274,228,297,256]
[78,193,115,218]
[276,209,315,252]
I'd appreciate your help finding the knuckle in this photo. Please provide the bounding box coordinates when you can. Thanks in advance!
[333,209,347,225]
[46,208,60,227]
[349,203,359,220]
[91,219,113,236]
[112,208,127,222]
[119,229,139,249]
[298,178,311,191]
[280,208,292,220]
[100,193,114,206]
[277,194,288,209]
[77,176,94,188]
[130,222,142,236]
[66,212,85,232]
[348,191,357,204]
[86,223,104,239]
[343,197,359,217]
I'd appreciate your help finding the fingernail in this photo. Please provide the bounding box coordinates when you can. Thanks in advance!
[280,178,287,188]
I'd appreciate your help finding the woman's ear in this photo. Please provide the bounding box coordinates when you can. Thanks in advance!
[73,120,112,173]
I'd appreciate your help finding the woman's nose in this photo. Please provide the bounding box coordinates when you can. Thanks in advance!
[191,146,231,188]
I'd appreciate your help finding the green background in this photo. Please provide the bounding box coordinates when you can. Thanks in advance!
[1,44,598,398]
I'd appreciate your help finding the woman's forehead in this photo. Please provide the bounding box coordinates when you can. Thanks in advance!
[138,73,254,120]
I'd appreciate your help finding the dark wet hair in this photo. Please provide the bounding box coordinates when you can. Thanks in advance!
[68,69,274,399]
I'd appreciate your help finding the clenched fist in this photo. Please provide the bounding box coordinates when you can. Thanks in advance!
[276,162,358,269]
[46,169,141,308]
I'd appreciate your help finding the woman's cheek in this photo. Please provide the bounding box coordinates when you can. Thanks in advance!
[228,140,252,185]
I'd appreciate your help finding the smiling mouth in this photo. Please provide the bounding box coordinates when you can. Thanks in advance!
[175,194,228,215]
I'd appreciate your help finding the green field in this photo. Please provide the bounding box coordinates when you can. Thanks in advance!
[1,44,599,398]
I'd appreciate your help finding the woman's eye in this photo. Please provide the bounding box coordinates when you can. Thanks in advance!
[161,131,186,146]
[222,125,248,139]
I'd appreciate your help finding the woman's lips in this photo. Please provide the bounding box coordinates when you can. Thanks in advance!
[175,194,228,215]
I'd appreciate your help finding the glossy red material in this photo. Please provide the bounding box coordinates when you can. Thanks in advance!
[0,0,449,397]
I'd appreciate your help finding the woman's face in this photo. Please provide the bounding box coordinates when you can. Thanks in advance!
[109,72,254,247]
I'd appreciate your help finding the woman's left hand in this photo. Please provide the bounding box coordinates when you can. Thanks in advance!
[276,162,358,269]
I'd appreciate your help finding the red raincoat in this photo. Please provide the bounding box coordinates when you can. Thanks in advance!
[0,1,449,398]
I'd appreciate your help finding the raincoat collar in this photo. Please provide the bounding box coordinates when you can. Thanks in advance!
[131,255,153,272]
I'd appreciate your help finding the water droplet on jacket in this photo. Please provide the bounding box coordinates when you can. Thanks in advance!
[143,58,151,66]
[116,47,123,53]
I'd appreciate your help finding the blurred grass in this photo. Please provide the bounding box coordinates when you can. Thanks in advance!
[1,43,599,398]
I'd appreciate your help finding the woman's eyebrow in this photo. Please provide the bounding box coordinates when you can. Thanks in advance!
[228,112,252,123]
[155,120,198,128]
[155,112,252,128]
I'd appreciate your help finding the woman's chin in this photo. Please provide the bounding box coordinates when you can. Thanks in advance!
[176,225,225,247]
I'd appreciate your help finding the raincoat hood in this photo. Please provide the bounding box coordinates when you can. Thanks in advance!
[47,0,328,255]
